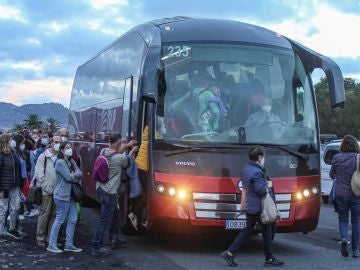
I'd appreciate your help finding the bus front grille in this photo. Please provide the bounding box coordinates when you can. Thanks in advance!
[192,192,291,220]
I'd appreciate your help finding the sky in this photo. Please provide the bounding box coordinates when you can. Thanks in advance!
[0,0,360,107]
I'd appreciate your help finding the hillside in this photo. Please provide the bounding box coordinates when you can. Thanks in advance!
[0,102,69,131]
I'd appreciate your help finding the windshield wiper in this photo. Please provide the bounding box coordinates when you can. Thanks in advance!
[230,142,309,160]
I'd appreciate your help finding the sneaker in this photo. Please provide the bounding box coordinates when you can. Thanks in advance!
[341,240,349,257]
[128,213,138,230]
[19,215,25,220]
[64,245,83,252]
[353,250,359,258]
[91,247,111,256]
[111,238,127,249]
[220,251,237,267]
[36,240,47,248]
[28,209,39,217]
[7,229,23,240]
[264,257,284,267]
[47,246,63,253]
[23,210,31,217]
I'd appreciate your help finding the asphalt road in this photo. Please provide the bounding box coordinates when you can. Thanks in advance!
[1,203,359,270]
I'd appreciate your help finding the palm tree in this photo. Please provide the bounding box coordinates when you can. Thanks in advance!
[46,117,59,132]
[23,113,43,130]
[12,123,25,133]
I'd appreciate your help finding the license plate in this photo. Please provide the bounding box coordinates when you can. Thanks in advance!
[225,219,246,230]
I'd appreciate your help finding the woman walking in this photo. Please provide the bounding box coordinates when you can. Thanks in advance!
[330,135,360,257]
[47,141,83,253]
[0,134,23,239]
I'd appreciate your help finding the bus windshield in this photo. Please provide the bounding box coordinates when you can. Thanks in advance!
[156,43,317,148]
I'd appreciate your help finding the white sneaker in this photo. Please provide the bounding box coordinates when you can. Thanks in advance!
[128,213,138,230]
[19,215,25,220]
[29,209,39,217]
[23,211,31,217]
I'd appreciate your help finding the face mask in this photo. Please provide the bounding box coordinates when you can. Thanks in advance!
[19,144,25,151]
[41,138,49,146]
[259,157,265,167]
[61,136,68,142]
[10,140,16,149]
[64,148,73,157]
[54,143,60,152]
[262,105,272,113]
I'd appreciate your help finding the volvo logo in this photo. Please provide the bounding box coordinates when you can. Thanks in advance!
[175,161,196,167]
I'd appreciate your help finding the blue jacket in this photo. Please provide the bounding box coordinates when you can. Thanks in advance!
[126,156,142,198]
[53,159,82,201]
[242,161,269,214]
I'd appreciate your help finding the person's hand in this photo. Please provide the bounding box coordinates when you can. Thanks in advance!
[267,180,273,188]
[129,146,139,157]
[127,140,137,148]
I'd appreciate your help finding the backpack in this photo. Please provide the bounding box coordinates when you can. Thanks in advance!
[260,191,281,225]
[351,154,360,196]
[92,151,118,183]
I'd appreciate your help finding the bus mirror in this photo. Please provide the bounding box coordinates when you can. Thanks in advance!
[142,93,157,103]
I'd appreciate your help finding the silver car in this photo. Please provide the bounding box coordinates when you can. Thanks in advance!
[321,141,341,203]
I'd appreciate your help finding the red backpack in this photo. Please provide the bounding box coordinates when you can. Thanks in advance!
[92,151,117,183]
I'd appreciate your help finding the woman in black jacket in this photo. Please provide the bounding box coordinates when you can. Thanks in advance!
[0,134,23,239]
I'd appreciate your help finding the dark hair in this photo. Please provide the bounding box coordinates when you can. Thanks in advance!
[109,133,122,144]
[340,135,360,153]
[24,138,34,151]
[57,141,72,160]
[248,146,265,161]
[12,134,25,150]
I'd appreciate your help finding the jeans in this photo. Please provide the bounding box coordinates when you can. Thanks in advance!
[0,187,21,234]
[336,195,360,251]
[92,188,120,250]
[48,199,77,248]
[228,213,273,259]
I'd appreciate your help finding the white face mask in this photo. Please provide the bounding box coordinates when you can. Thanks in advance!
[19,144,25,151]
[61,136,68,142]
[64,148,73,157]
[10,140,16,149]
[41,138,49,146]
[262,104,272,113]
[53,143,60,152]
[259,157,265,167]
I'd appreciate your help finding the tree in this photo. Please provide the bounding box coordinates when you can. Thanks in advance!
[46,117,59,132]
[23,114,43,130]
[12,123,25,133]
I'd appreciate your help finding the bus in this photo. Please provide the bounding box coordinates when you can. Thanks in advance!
[68,17,345,234]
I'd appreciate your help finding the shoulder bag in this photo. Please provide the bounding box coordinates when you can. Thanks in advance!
[351,154,360,196]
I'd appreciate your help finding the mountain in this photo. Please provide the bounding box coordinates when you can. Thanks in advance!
[0,102,69,131]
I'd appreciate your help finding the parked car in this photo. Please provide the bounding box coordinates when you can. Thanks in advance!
[321,141,341,203]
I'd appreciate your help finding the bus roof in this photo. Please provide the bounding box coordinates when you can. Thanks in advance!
[150,17,292,49]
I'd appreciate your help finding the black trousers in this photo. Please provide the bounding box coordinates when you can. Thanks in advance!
[228,213,273,260]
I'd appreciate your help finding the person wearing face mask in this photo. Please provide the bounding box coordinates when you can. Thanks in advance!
[244,97,283,127]
[0,134,23,240]
[33,131,53,166]
[47,141,83,253]
[34,136,62,248]
[221,146,284,267]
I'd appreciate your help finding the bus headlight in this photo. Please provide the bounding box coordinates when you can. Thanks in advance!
[311,186,319,195]
[156,184,165,194]
[178,190,187,200]
[303,189,311,198]
[168,187,176,196]
[292,184,320,201]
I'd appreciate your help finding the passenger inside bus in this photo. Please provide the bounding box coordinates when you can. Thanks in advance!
[244,96,284,127]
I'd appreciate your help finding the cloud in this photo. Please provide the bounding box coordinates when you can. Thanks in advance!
[0,77,73,106]
[0,2,26,22]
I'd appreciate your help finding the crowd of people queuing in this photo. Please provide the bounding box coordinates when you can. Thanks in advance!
[1,126,360,266]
